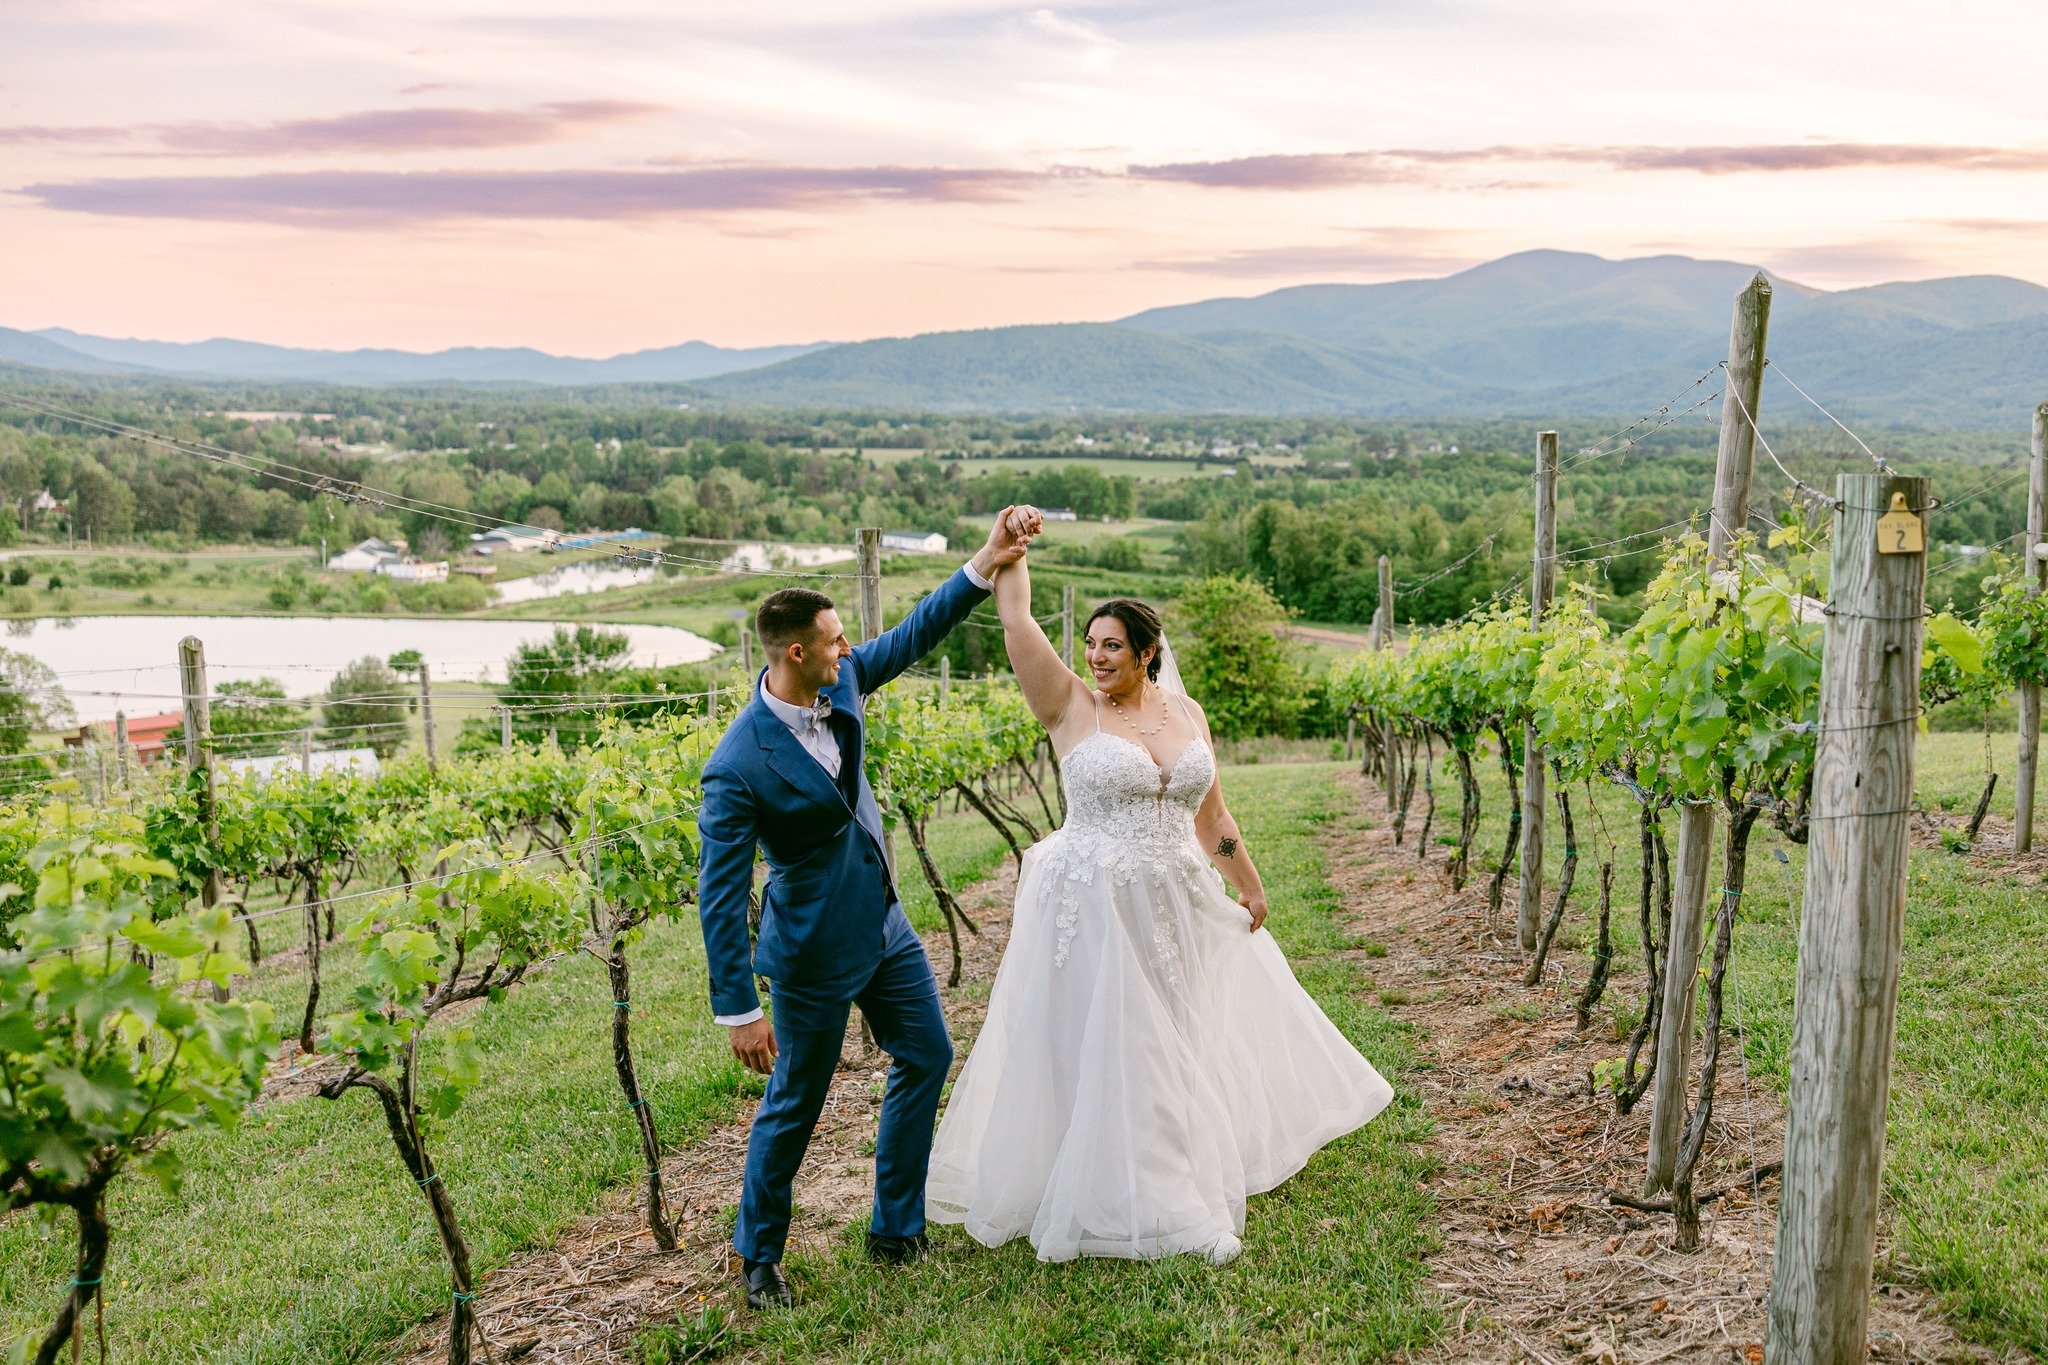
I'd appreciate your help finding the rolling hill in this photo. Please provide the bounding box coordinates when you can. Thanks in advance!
[696,251,2048,426]
[23,329,827,386]
[0,326,142,376]
[13,252,2048,424]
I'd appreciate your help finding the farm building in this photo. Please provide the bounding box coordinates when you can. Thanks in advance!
[64,711,182,765]
[327,537,402,573]
[882,530,948,553]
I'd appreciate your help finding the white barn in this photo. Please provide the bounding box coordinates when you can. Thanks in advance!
[881,530,948,554]
[327,537,401,573]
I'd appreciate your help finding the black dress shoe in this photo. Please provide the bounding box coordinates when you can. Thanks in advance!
[865,1231,930,1265]
[741,1258,793,1310]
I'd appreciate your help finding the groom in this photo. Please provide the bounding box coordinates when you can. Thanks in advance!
[696,509,1040,1310]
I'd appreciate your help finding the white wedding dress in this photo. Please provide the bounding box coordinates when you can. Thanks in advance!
[925,698,1394,1263]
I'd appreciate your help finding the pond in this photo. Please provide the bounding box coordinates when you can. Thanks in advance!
[491,560,659,604]
[487,542,855,602]
[6,614,721,723]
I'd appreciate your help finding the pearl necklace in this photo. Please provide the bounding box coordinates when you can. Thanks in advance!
[1104,683,1169,737]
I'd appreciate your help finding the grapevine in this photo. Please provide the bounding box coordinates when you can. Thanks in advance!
[0,679,1036,1361]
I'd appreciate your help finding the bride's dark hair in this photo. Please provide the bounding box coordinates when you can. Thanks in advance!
[1085,598,1164,681]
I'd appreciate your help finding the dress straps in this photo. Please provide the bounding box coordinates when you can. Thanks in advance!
[1091,690,1103,735]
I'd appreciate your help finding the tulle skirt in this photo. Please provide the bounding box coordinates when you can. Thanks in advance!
[925,826,1394,1263]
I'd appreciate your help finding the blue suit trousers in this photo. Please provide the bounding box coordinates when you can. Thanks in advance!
[733,905,952,1263]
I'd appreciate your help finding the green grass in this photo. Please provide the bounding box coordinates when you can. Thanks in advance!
[1446,729,2046,1355]
[735,762,1441,1363]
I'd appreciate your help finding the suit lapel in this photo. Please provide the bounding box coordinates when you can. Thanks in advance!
[752,700,852,815]
[828,675,865,800]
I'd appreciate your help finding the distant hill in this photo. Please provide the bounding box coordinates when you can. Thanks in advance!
[27,329,827,386]
[0,326,142,376]
[697,251,2048,427]
[698,322,1500,413]
[14,252,2048,424]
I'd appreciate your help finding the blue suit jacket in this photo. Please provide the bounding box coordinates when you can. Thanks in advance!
[696,566,991,1017]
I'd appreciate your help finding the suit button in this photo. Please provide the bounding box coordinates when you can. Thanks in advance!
[864,853,876,865]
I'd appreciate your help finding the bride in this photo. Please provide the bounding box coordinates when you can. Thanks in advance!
[924,512,1393,1264]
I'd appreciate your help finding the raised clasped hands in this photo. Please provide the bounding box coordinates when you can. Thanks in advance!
[984,503,1044,569]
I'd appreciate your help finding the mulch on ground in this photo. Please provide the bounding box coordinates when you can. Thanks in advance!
[1321,768,2025,1365]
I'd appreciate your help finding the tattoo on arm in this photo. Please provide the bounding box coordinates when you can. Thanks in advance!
[1215,836,1237,859]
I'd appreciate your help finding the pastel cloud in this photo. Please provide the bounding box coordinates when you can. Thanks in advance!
[0,101,665,157]
[1127,152,1413,190]
[19,164,1053,226]
[1129,142,2048,188]
[0,124,132,146]
[1134,229,1474,277]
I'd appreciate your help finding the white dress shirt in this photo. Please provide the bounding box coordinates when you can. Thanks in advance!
[716,557,995,1028]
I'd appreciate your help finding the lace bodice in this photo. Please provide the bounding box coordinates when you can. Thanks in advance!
[1044,729,1218,977]
[1059,732,1214,843]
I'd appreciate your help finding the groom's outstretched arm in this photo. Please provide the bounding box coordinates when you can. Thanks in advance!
[696,764,763,1020]
[847,507,1038,694]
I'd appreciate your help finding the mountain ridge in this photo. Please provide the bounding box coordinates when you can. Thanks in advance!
[20,328,830,386]
[11,251,2048,425]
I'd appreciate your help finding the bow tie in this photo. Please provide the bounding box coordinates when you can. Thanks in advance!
[804,696,834,729]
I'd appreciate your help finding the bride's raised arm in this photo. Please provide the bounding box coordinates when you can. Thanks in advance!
[993,526,1091,736]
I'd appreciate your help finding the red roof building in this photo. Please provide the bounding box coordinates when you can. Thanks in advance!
[66,711,184,765]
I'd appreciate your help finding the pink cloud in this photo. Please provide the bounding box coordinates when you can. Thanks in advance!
[1127,152,1414,189]
[1126,142,2048,188]
[19,164,1051,226]
[0,124,131,145]
[1134,227,1474,277]
[158,101,666,155]
[0,101,663,157]
[1593,143,2048,174]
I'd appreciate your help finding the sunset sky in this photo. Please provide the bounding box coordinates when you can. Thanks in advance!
[7,0,2048,353]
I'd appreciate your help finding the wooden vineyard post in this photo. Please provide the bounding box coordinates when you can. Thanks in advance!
[300,728,312,776]
[1376,554,1393,647]
[939,654,951,704]
[113,710,130,789]
[2014,402,2048,853]
[1651,271,1771,1192]
[178,637,220,912]
[858,528,885,648]
[1518,431,1559,951]
[1765,473,1927,1363]
[856,528,889,1051]
[499,706,513,751]
[739,620,754,679]
[857,528,897,879]
[1061,584,1076,673]
[417,659,438,770]
[1376,555,1398,797]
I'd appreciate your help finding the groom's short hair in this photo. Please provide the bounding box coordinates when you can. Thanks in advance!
[756,587,837,651]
